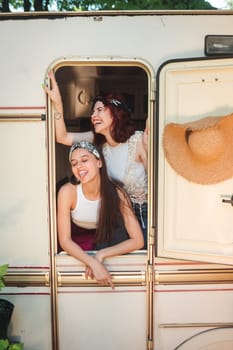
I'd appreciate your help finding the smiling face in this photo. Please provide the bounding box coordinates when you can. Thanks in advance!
[70,148,102,184]
[90,101,113,136]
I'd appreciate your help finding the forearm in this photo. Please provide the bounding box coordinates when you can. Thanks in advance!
[60,238,95,267]
[53,108,75,146]
[97,238,143,260]
[54,110,94,145]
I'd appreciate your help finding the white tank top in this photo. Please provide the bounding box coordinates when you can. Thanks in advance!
[71,184,100,229]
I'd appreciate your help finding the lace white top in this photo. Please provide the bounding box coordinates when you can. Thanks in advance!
[103,131,147,205]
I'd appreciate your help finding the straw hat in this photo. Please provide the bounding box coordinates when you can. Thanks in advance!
[162,113,233,184]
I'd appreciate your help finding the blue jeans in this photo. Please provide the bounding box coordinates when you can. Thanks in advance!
[132,202,148,249]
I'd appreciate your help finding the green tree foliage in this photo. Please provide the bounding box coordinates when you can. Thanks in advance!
[0,0,216,13]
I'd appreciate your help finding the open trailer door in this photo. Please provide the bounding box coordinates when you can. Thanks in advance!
[157,56,233,266]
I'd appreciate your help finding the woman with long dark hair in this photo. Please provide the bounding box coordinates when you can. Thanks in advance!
[57,141,144,288]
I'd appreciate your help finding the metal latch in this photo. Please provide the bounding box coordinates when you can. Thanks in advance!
[222,194,233,206]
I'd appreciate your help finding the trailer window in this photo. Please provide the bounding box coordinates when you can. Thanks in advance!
[54,64,148,252]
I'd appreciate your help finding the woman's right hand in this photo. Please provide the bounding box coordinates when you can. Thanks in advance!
[43,70,63,111]
[85,258,114,289]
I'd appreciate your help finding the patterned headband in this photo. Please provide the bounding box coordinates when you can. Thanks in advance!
[69,141,101,162]
[93,96,131,113]
[108,98,131,112]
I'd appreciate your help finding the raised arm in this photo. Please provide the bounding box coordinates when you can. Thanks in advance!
[44,70,93,146]
[57,183,114,288]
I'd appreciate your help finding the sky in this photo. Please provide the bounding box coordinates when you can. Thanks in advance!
[208,0,228,8]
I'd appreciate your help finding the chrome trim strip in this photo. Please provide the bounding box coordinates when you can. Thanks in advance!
[4,269,232,288]
[155,269,233,285]
[159,322,233,328]
[46,77,59,350]
[0,10,233,21]
[146,72,156,350]
[4,272,50,287]
[0,115,44,121]
[57,271,146,287]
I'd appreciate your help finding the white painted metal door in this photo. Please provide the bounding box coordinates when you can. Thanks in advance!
[157,57,233,265]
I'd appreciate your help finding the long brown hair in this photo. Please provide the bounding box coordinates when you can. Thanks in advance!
[70,144,130,243]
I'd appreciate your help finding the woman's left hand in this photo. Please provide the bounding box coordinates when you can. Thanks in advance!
[85,265,94,280]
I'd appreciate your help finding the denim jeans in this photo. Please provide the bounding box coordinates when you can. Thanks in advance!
[132,202,148,249]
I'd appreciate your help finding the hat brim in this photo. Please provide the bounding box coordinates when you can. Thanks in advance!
[163,113,233,185]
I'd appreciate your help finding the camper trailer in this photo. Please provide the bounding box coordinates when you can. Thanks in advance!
[0,10,233,350]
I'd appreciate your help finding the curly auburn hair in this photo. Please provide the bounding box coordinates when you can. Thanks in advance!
[91,93,135,147]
